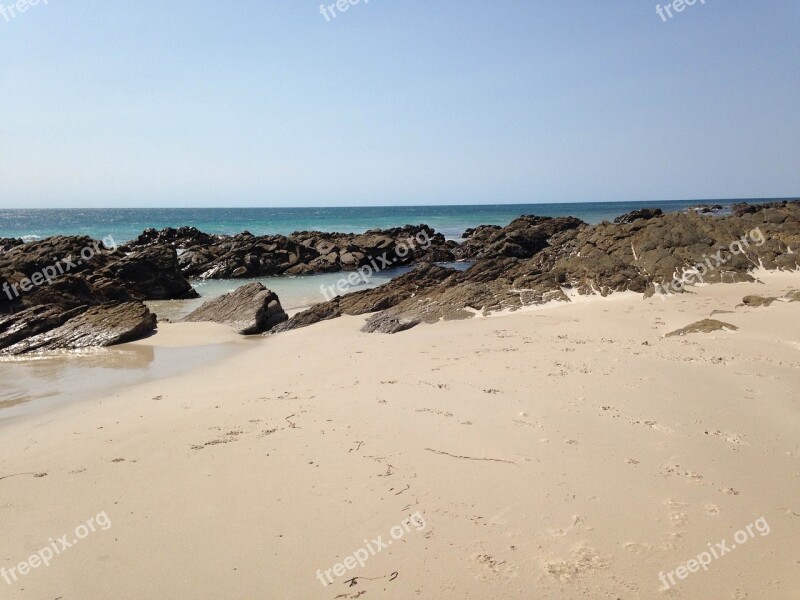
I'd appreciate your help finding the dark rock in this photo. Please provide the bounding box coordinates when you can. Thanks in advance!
[125,224,456,280]
[301,201,800,334]
[272,263,457,333]
[0,238,23,252]
[93,246,198,300]
[183,282,287,334]
[1,302,157,355]
[0,304,86,351]
[614,208,664,224]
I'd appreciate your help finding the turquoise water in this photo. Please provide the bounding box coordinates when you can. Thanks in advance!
[0,199,783,243]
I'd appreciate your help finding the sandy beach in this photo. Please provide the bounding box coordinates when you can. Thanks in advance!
[1,272,799,599]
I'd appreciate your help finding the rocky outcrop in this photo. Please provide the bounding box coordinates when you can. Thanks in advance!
[183,283,287,335]
[0,302,157,355]
[125,224,457,280]
[0,236,194,353]
[94,246,198,301]
[278,201,800,334]
[614,208,663,225]
[272,263,457,333]
[666,319,739,337]
[0,236,197,313]
[455,216,584,260]
[122,226,222,250]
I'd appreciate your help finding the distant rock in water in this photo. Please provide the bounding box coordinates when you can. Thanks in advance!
[183,282,288,335]
[0,238,23,252]
[123,224,458,279]
[613,208,663,225]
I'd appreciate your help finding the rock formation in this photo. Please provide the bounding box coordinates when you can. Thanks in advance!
[183,282,288,334]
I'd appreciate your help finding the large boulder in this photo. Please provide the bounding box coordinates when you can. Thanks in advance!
[1,302,157,355]
[183,282,288,334]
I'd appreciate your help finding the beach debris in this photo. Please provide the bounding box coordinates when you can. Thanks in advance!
[425,448,516,465]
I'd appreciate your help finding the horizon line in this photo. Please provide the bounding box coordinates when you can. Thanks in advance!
[2,196,798,211]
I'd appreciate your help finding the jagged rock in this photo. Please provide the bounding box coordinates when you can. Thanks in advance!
[183,282,287,335]
[93,246,198,300]
[361,314,421,334]
[666,319,739,338]
[0,236,197,310]
[614,208,664,224]
[269,202,800,335]
[1,302,157,355]
[125,224,456,280]
[272,264,457,333]
[0,238,23,252]
[742,295,777,307]
[121,226,223,251]
[0,304,86,351]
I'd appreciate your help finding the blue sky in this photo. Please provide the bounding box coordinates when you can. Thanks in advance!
[0,0,798,208]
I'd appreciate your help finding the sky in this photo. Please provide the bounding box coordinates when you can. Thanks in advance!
[0,0,798,208]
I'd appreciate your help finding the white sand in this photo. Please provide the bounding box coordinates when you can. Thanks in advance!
[1,272,799,599]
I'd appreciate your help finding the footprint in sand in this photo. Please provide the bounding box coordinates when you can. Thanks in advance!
[471,553,519,581]
[544,546,606,583]
[661,464,703,483]
[670,512,690,527]
[705,504,721,515]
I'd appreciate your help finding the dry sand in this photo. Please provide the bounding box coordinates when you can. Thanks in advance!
[1,272,799,599]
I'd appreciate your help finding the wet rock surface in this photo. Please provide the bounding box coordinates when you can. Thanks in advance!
[0,237,193,353]
[1,302,157,355]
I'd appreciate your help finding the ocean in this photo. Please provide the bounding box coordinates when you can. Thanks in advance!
[0,199,784,244]
[0,199,785,316]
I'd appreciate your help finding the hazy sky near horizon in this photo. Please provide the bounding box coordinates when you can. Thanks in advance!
[0,1,798,208]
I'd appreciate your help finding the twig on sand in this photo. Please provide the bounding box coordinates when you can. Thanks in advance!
[0,472,46,482]
[425,448,516,465]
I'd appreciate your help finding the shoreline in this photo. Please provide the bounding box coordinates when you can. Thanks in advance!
[2,268,798,417]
